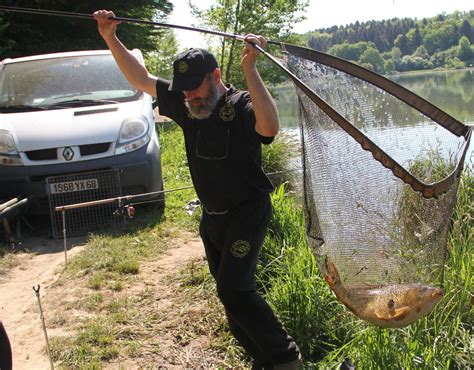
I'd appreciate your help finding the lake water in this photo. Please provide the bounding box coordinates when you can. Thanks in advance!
[274,68,474,167]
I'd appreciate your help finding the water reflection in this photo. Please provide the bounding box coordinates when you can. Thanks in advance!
[274,69,474,166]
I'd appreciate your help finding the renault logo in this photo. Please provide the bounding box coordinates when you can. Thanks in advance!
[62,147,74,161]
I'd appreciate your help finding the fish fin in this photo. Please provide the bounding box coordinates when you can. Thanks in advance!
[375,310,390,321]
[390,306,411,321]
[324,275,334,287]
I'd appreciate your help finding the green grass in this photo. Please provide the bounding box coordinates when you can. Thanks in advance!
[48,122,299,368]
[48,124,201,368]
[13,121,472,368]
[262,134,299,187]
[157,122,201,229]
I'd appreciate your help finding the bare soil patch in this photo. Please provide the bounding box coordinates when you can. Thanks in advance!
[0,232,239,369]
[0,235,86,369]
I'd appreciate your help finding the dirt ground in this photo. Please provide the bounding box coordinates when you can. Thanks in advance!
[0,229,223,369]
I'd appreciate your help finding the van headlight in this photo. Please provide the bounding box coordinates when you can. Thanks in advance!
[0,130,23,165]
[115,115,150,155]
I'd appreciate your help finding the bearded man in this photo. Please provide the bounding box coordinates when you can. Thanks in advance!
[94,10,301,369]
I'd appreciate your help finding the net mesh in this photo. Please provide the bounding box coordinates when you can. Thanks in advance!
[281,45,471,328]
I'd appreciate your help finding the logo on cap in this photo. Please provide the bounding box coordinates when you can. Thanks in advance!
[178,61,188,73]
[219,103,235,122]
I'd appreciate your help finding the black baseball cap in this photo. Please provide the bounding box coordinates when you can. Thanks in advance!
[168,48,219,91]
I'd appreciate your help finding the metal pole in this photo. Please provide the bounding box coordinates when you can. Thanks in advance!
[33,285,54,370]
[54,186,192,212]
[61,210,67,267]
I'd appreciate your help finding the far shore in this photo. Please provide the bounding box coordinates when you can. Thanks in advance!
[387,66,474,77]
[273,66,474,89]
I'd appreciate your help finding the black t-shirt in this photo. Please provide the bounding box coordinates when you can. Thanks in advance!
[156,78,274,212]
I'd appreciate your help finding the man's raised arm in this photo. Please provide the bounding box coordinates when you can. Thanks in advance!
[93,10,157,97]
[241,34,280,138]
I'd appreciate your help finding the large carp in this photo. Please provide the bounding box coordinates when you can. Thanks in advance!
[322,257,443,328]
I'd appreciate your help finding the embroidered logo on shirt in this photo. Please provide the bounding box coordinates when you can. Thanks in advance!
[230,240,251,258]
[219,103,236,122]
[178,61,188,73]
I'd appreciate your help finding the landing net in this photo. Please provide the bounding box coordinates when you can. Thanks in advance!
[281,44,472,328]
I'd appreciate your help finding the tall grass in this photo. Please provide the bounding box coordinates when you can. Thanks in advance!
[158,122,200,229]
[262,134,299,187]
[258,170,473,368]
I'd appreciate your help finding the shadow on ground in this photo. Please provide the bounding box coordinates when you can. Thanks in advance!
[0,203,165,256]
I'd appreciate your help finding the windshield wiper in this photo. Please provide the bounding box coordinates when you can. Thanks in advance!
[0,104,49,113]
[45,99,119,108]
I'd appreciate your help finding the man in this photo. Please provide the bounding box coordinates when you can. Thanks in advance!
[93,10,301,369]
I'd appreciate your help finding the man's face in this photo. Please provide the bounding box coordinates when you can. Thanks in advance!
[183,73,219,120]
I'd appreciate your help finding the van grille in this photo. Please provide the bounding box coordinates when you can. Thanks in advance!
[80,143,110,156]
[25,143,111,161]
[26,148,56,160]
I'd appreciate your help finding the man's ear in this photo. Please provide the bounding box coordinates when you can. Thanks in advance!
[213,68,221,84]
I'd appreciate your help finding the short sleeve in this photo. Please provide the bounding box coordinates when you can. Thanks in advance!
[155,78,185,124]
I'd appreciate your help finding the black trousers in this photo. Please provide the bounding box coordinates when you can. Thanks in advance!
[0,321,12,370]
[199,195,300,368]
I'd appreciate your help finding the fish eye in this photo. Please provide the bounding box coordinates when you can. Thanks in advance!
[387,299,395,309]
[422,287,428,292]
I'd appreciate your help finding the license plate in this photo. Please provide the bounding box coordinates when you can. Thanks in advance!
[50,178,99,194]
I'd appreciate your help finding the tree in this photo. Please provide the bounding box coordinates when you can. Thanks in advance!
[327,41,375,61]
[0,0,173,59]
[190,0,308,88]
[394,34,410,55]
[412,45,429,59]
[308,32,332,52]
[144,29,178,79]
[423,23,459,54]
[406,27,422,52]
[396,55,434,72]
[358,46,384,73]
[460,19,473,43]
[457,36,473,62]
[383,59,395,73]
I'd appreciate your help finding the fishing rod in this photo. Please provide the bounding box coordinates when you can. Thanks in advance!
[0,7,319,99]
[0,6,310,91]
[0,5,282,46]
[0,6,320,122]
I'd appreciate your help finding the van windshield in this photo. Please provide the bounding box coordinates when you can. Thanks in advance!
[0,54,141,108]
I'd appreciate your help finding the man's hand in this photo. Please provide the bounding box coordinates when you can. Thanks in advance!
[93,10,121,41]
[240,34,279,138]
[241,34,266,73]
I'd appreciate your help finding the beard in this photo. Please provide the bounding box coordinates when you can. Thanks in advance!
[184,75,220,120]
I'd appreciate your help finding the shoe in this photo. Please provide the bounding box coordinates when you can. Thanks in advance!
[273,353,302,370]
[340,357,355,370]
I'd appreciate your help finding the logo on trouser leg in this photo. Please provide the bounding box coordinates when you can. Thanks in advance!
[230,240,251,258]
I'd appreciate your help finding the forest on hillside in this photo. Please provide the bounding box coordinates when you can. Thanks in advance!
[302,10,474,73]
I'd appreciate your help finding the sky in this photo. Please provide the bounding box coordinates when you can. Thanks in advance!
[168,0,473,49]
